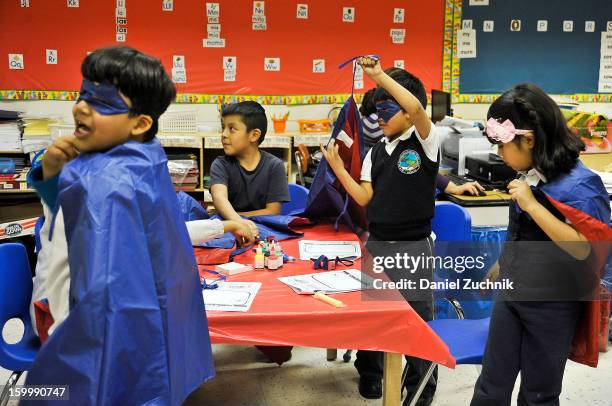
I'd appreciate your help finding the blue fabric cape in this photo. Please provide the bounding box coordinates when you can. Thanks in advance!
[24,140,215,405]
[303,95,366,231]
[177,191,209,221]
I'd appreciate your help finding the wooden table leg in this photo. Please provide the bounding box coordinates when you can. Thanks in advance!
[383,352,402,406]
[326,349,337,361]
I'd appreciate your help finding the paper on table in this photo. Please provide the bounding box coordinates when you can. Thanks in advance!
[203,282,261,312]
[298,240,361,261]
[278,269,375,295]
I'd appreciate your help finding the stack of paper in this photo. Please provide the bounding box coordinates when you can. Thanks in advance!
[215,262,253,276]
[0,110,23,152]
[0,123,22,152]
[21,114,62,153]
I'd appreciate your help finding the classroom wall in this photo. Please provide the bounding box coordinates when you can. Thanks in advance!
[2,101,611,131]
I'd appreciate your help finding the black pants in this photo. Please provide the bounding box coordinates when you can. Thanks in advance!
[355,236,438,397]
[471,299,583,406]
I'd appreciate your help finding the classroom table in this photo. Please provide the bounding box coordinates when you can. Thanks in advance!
[196,223,456,406]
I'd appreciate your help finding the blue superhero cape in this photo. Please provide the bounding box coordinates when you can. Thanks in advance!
[539,161,611,367]
[24,140,215,405]
[304,95,367,231]
[177,190,209,221]
[540,161,612,288]
[539,161,611,281]
[540,161,611,230]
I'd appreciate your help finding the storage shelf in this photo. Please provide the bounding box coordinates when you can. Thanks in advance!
[203,134,291,149]
[0,189,36,194]
[292,133,331,147]
[157,133,202,148]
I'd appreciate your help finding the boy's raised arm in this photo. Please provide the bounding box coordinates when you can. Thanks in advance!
[358,57,431,140]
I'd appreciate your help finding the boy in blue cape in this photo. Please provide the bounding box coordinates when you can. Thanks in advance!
[25,46,215,405]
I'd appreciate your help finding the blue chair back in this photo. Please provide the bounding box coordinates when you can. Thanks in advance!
[432,201,472,241]
[281,183,309,216]
[431,202,494,320]
[0,243,40,371]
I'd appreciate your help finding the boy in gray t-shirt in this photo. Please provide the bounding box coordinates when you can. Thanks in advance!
[210,100,293,366]
[210,101,289,235]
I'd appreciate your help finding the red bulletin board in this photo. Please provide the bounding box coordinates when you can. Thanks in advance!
[0,0,445,103]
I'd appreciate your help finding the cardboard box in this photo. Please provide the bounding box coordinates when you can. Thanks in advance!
[0,216,38,240]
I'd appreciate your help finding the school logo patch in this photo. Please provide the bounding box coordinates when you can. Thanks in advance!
[397,149,421,174]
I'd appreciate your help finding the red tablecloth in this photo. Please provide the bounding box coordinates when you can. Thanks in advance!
[196,223,456,368]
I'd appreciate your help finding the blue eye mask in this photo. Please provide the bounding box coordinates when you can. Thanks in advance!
[77,79,131,115]
[376,100,402,123]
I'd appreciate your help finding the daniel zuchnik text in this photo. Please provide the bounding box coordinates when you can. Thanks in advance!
[372,278,514,290]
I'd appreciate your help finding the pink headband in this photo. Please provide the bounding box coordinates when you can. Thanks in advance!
[485,118,532,143]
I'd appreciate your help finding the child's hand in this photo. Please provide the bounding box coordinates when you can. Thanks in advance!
[507,180,539,212]
[357,56,384,83]
[232,221,256,247]
[320,140,345,175]
[241,219,259,239]
[42,136,80,179]
[451,181,485,196]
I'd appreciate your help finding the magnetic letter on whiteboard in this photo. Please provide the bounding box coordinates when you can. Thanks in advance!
[537,20,547,32]
[585,21,595,32]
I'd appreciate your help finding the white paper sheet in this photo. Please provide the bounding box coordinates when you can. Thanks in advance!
[298,240,361,261]
[203,282,261,312]
[278,269,374,295]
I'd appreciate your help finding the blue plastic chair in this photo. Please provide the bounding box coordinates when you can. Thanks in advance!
[0,243,41,406]
[432,201,472,241]
[281,183,309,216]
[432,201,473,319]
[406,317,491,406]
[405,202,491,406]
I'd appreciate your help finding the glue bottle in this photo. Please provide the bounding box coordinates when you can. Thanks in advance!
[273,242,284,268]
[268,245,280,270]
[254,246,264,270]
